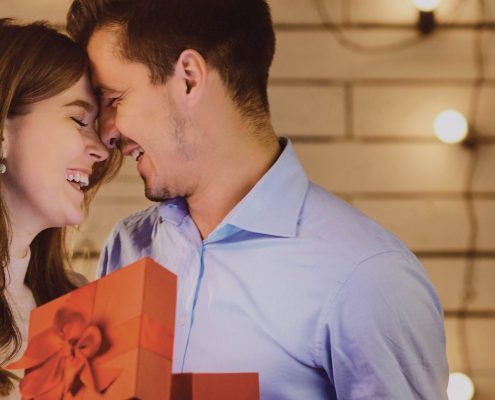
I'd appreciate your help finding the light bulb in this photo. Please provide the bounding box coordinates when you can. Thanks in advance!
[434,110,469,144]
[447,372,475,400]
[412,0,442,12]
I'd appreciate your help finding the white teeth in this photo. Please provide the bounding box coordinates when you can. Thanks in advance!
[65,172,89,188]
[80,175,89,187]
[131,148,144,161]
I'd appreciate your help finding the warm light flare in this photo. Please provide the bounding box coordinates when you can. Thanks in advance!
[447,372,475,400]
[411,0,442,12]
[434,110,469,144]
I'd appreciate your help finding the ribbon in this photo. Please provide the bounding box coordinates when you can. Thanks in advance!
[6,307,119,400]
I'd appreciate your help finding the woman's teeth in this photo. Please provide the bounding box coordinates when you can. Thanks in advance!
[131,148,144,161]
[65,172,89,188]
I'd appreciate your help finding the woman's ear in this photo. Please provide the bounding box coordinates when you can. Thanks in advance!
[1,119,12,160]
[173,49,207,107]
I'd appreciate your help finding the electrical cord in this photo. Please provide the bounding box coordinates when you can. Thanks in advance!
[456,0,487,378]
[314,0,471,54]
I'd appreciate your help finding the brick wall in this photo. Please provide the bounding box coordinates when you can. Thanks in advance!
[2,0,494,397]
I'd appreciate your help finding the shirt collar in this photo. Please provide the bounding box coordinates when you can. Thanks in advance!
[159,196,189,226]
[223,137,309,238]
[158,137,309,238]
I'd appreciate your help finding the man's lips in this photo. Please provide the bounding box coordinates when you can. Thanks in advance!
[131,148,144,161]
[122,145,144,161]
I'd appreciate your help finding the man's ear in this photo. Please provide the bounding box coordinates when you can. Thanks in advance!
[173,49,207,107]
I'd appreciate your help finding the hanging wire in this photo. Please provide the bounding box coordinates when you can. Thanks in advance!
[314,0,470,54]
[454,0,487,378]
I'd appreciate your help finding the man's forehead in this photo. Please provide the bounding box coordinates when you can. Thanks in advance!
[87,27,122,59]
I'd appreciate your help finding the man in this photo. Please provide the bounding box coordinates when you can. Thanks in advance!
[67,1,449,398]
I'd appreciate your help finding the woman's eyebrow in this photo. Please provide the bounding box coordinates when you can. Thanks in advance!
[63,99,95,113]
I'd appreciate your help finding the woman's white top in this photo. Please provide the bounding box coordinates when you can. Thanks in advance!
[1,251,36,400]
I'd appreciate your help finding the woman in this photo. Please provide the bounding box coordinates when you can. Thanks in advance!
[0,19,121,398]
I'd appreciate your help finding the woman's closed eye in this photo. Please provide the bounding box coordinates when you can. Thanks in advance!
[70,117,88,127]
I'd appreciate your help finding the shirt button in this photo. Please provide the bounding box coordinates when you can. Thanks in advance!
[179,315,187,325]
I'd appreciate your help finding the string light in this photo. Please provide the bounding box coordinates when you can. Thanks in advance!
[411,0,442,12]
[447,372,475,400]
[434,110,469,144]
[411,0,442,34]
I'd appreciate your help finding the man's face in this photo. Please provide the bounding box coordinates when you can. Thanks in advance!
[87,28,199,201]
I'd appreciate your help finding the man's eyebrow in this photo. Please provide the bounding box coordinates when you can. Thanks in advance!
[63,99,95,113]
[94,84,120,97]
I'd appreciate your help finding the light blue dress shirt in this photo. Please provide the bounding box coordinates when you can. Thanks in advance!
[99,138,449,399]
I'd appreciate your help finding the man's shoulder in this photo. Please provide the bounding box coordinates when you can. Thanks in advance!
[104,204,162,249]
[99,204,161,276]
[300,182,410,263]
[113,204,160,232]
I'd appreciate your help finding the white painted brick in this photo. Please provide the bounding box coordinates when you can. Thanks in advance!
[465,319,495,371]
[269,85,346,137]
[0,0,71,24]
[354,199,470,251]
[71,257,99,282]
[471,259,495,310]
[96,176,146,201]
[475,200,495,251]
[294,142,471,193]
[476,85,495,137]
[349,0,480,24]
[421,258,466,310]
[71,196,152,254]
[354,85,472,138]
[473,145,495,192]
[269,0,343,24]
[272,30,475,80]
[468,375,495,400]
[95,158,148,200]
[422,258,495,312]
[483,32,495,80]
[444,318,495,373]
[487,1,495,23]
[444,318,462,371]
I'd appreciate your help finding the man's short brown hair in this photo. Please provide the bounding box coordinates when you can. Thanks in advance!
[67,0,276,119]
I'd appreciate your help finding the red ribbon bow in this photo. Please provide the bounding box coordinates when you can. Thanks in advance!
[7,307,119,399]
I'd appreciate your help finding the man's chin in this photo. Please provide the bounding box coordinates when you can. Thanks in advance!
[144,184,172,203]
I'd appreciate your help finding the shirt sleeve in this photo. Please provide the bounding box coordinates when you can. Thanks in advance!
[97,220,124,278]
[317,250,449,400]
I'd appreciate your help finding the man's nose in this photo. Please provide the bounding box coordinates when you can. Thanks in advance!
[99,107,121,149]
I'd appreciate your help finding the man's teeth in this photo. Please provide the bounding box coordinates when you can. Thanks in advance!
[131,148,144,161]
[65,172,89,188]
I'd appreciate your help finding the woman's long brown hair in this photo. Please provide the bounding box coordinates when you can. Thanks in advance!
[0,19,122,395]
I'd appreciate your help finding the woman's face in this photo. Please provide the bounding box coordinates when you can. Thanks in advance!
[2,73,108,230]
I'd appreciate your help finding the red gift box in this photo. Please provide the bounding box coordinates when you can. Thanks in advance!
[8,257,261,399]
[172,373,260,400]
[7,257,177,399]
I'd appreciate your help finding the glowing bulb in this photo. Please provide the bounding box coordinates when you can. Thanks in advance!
[447,372,475,400]
[434,110,468,144]
[412,0,442,12]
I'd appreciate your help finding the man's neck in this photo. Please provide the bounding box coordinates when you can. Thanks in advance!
[186,130,281,240]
